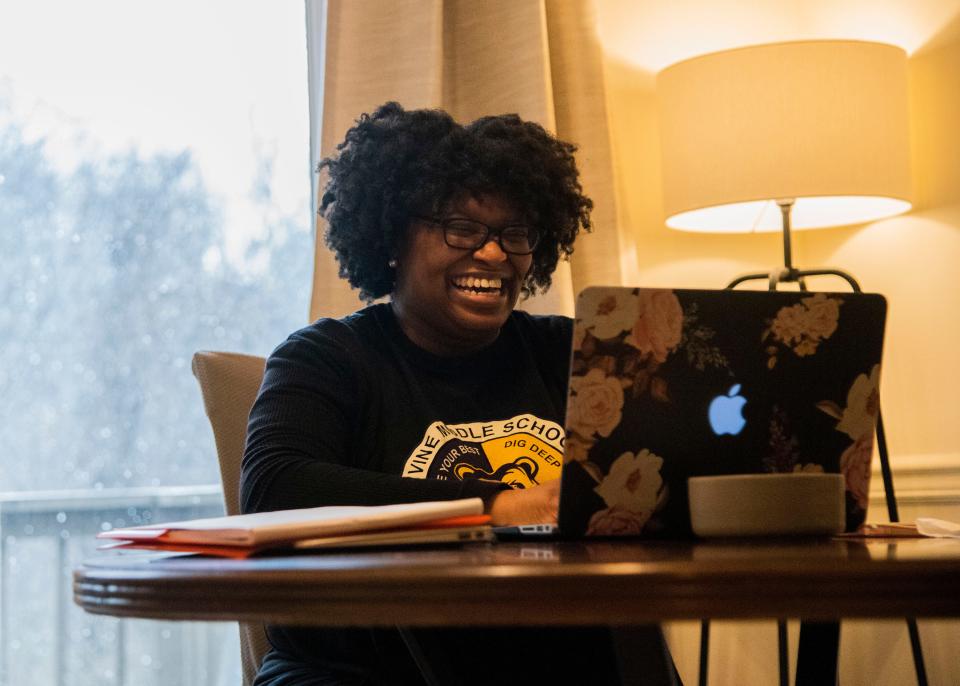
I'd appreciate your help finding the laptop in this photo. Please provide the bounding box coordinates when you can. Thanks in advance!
[499,287,887,540]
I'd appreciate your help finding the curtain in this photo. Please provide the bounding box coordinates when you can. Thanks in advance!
[306,0,620,322]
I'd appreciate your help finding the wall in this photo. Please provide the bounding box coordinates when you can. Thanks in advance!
[600,22,960,686]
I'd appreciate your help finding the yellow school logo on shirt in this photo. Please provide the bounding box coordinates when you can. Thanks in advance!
[402,413,564,488]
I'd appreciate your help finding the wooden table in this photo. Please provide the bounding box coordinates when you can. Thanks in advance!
[74,537,960,626]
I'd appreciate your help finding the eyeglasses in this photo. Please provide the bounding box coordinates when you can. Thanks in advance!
[415,216,539,255]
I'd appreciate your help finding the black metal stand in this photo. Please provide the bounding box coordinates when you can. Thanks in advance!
[696,199,928,686]
[725,200,862,293]
[698,620,710,686]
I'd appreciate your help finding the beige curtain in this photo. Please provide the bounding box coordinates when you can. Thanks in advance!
[309,0,620,322]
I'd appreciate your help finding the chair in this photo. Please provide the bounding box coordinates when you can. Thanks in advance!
[191,350,270,686]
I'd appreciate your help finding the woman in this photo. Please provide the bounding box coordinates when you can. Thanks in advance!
[241,102,624,685]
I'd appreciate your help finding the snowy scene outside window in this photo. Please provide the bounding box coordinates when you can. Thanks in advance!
[0,2,312,683]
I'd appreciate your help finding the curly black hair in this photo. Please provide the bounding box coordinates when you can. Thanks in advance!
[318,102,592,302]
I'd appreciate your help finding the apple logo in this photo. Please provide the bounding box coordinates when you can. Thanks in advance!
[708,384,747,436]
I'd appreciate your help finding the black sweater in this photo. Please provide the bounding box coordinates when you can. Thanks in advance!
[241,303,571,514]
[240,303,605,685]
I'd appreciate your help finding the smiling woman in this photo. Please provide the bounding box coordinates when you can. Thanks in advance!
[235,103,648,685]
[394,195,534,355]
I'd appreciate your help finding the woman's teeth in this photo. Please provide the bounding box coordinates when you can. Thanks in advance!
[453,276,503,294]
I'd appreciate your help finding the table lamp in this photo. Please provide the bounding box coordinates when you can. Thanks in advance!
[656,40,912,291]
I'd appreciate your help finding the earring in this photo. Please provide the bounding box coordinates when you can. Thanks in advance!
[388,258,398,269]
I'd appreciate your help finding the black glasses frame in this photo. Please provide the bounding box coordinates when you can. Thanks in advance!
[415,216,540,255]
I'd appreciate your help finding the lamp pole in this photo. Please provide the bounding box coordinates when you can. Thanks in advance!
[778,199,795,272]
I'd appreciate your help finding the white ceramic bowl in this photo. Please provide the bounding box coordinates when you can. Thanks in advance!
[688,473,846,537]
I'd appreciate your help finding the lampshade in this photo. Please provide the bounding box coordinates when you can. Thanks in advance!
[656,40,912,233]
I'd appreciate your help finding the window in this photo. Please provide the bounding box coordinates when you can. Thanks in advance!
[0,2,312,683]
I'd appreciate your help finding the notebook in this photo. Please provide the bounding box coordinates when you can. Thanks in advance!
[98,498,491,556]
[555,287,887,538]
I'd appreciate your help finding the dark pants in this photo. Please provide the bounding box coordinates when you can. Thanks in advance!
[255,625,680,686]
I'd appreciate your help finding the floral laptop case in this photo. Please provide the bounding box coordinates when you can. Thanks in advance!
[558,287,887,538]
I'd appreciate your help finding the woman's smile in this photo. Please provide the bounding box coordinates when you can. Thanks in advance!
[449,274,508,303]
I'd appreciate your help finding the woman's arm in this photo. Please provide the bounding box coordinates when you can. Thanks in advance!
[242,453,506,513]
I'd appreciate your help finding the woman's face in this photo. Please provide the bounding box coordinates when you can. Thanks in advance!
[392,194,534,356]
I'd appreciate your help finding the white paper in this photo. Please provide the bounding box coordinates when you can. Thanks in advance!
[98,498,485,545]
[915,517,960,539]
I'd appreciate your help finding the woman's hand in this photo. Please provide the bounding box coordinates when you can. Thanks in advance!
[486,479,560,526]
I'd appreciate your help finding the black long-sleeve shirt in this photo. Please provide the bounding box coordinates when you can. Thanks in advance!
[240,303,623,686]
[241,303,571,514]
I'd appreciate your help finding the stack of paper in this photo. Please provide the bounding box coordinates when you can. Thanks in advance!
[98,498,492,558]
